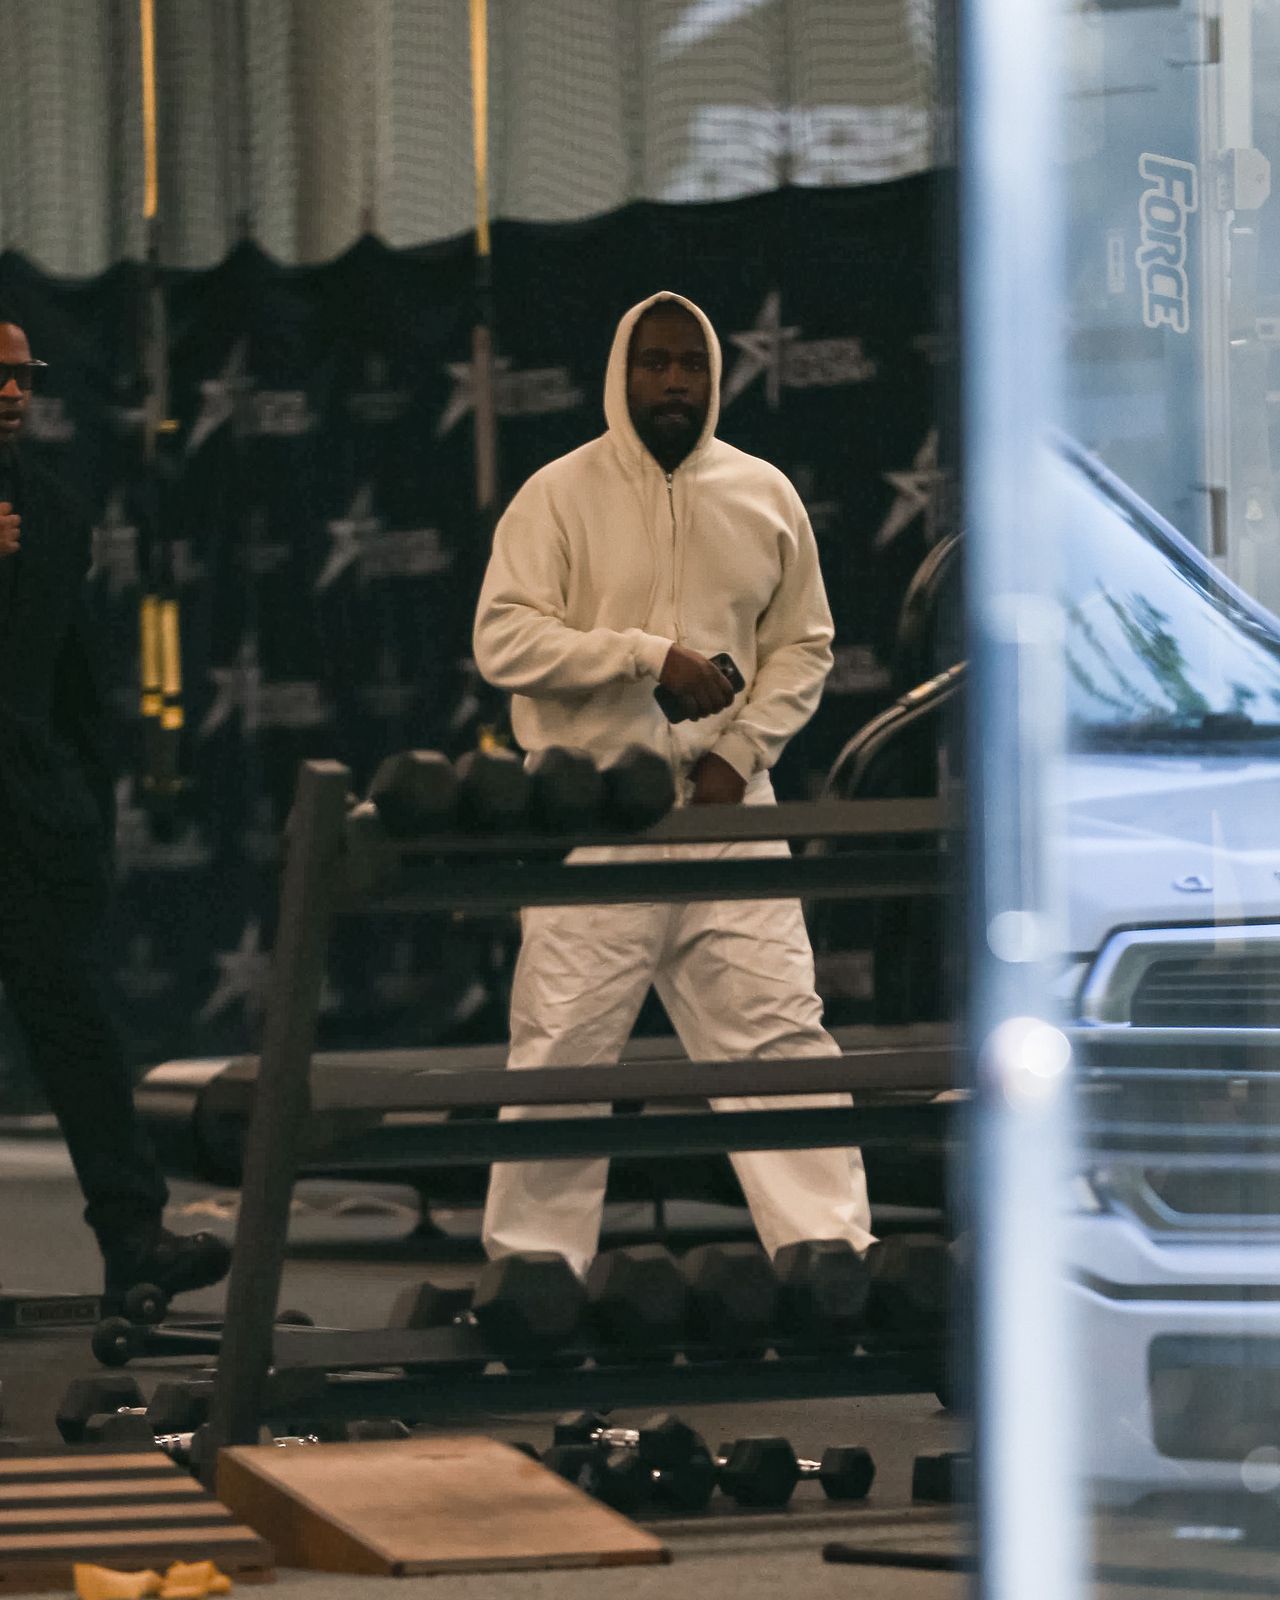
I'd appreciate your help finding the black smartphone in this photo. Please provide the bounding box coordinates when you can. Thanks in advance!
[654,652,745,723]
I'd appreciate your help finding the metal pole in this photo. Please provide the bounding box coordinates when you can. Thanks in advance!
[202,761,350,1476]
[961,0,1084,1594]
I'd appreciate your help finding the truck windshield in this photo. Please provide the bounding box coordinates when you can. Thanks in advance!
[1058,448,1280,748]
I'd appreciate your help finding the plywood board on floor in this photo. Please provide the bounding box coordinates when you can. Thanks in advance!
[217,1435,670,1576]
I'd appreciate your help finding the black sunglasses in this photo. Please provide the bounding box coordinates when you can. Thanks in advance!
[0,359,48,392]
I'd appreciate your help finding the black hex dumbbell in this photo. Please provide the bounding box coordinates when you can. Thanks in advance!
[455,748,531,831]
[585,1246,688,1357]
[681,1242,779,1357]
[527,746,603,834]
[393,1260,582,1369]
[470,1251,585,1365]
[774,1238,871,1347]
[717,1436,876,1508]
[56,1375,146,1443]
[551,1410,700,1468]
[543,1443,648,1512]
[865,1233,952,1343]
[389,1280,475,1332]
[542,1431,717,1515]
[547,1412,712,1514]
[547,1417,875,1515]
[146,1379,214,1436]
[343,801,398,895]
[599,746,676,831]
[81,1407,155,1446]
[912,1450,973,1504]
[368,750,458,836]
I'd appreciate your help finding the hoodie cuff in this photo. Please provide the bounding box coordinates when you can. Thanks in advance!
[633,632,675,681]
[708,728,760,783]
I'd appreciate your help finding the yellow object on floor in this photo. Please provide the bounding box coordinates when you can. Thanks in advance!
[75,1559,233,1600]
[73,1568,162,1600]
[159,1560,232,1595]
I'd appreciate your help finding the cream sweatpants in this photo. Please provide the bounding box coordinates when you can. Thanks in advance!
[482,794,873,1277]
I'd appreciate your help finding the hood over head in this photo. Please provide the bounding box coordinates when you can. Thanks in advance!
[603,290,722,465]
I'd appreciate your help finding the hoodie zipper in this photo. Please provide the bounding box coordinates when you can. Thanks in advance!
[665,472,679,642]
[664,469,685,811]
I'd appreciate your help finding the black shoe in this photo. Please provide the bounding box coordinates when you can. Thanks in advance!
[101,1224,232,1318]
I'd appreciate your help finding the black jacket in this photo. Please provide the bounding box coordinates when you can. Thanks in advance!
[0,448,116,887]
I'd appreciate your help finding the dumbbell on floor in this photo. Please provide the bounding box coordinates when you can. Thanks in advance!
[542,1439,716,1515]
[716,1436,876,1508]
[546,1413,874,1514]
[912,1451,973,1504]
[552,1411,700,1469]
[544,1409,701,1511]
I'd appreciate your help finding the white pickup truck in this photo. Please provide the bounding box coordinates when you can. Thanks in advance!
[1056,440,1280,1506]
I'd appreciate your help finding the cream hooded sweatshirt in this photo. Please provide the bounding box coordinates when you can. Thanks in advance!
[473,291,834,784]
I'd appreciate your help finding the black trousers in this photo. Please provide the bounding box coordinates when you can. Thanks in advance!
[0,827,168,1247]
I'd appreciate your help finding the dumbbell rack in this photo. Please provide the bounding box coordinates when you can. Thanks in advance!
[199,759,958,1481]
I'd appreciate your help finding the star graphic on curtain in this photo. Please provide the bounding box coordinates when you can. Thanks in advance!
[200,636,262,737]
[874,429,943,550]
[436,356,513,437]
[723,290,800,410]
[198,921,268,1023]
[659,0,773,55]
[317,483,382,590]
[90,488,140,595]
[186,339,252,455]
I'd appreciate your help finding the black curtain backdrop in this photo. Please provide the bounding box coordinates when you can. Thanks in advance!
[0,177,945,1070]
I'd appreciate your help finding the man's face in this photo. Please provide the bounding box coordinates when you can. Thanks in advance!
[0,323,35,444]
[626,306,711,468]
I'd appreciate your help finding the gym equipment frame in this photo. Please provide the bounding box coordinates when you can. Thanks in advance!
[198,760,959,1480]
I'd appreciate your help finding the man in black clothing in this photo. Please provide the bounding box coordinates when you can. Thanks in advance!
[0,319,230,1312]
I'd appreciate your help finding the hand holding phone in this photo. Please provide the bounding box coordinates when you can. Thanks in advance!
[654,649,744,723]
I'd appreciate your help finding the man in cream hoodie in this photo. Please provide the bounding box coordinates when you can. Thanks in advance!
[473,292,872,1276]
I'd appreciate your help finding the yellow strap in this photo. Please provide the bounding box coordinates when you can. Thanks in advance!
[159,598,184,730]
[469,0,490,258]
[140,0,158,223]
[139,593,161,718]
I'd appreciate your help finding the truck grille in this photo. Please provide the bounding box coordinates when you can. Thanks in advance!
[1080,923,1280,1028]
[1081,925,1280,1231]
[1131,953,1280,1028]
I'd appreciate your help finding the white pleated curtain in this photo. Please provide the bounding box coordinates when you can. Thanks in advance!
[0,0,936,275]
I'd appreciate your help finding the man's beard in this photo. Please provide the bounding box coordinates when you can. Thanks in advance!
[632,402,704,468]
